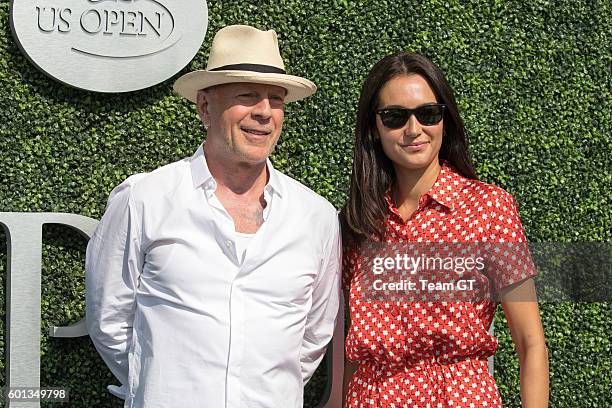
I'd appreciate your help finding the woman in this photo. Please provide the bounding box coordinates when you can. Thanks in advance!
[341,52,549,407]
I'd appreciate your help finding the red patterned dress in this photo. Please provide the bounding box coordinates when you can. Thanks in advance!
[343,163,537,408]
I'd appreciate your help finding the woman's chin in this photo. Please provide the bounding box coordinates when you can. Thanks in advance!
[392,153,438,171]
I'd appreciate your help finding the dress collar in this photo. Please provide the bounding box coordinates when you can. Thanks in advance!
[385,161,467,214]
[426,161,467,210]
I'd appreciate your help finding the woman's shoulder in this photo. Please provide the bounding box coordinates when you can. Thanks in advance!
[457,176,518,211]
[439,162,515,209]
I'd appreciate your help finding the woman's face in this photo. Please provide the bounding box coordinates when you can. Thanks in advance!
[375,74,443,172]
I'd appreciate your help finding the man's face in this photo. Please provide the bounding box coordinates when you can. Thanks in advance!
[197,82,286,165]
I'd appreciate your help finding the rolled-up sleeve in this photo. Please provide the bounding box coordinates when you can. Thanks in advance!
[299,211,342,385]
[86,176,144,388]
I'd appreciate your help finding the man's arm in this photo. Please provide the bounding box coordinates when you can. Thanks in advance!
[85,177,144,391]
[300,211,342,385]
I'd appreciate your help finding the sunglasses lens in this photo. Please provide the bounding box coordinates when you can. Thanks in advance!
[415,105,444,125]
[380,109,409,129]
[378,105,445,129]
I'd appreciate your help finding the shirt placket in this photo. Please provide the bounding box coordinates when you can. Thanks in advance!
[202,180,245,407]
[203,180,275,407]
[204,182,240,265]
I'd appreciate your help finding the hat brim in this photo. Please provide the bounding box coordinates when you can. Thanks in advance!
[173,70,316,103]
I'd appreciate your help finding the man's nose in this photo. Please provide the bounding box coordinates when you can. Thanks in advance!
[251,97,273,119]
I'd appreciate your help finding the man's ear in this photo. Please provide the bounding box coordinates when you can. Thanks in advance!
[196,89,211,128]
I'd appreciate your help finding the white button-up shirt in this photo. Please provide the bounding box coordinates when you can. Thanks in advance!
[85,145,341,408]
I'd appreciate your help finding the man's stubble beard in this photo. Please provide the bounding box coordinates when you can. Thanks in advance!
[226,132,281,165]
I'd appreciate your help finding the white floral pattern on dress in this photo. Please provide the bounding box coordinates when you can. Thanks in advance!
[343,163,537,408]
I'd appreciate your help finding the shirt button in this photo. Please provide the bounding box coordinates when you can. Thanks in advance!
[225,240,232,248]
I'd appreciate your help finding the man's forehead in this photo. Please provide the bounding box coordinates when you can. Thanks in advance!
[204,82,287,95]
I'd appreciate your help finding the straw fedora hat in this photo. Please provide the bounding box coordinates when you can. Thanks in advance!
[173,25,316,103]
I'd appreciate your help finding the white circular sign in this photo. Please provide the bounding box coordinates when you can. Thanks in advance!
[10,0,208,93]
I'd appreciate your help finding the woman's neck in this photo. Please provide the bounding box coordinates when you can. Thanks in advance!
[393,160,441,210]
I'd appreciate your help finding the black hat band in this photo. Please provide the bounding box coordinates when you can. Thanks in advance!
[209,63,286,74]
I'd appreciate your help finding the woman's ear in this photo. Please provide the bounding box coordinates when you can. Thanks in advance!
[372,127,380,142]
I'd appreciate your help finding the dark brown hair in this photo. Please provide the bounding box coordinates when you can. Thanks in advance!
[341,52,477,245]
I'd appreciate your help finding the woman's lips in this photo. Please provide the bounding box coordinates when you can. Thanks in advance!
[401,140,429,151]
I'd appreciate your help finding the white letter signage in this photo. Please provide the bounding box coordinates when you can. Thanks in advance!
[10,0,208,92]
[0,212,98,408]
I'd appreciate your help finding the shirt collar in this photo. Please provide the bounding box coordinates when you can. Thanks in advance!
[189,144,284,198]
[385,161,466,213]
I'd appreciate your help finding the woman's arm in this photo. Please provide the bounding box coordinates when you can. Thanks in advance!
[501,278,549,408]
[342,289,358,407]
[343,359,359,405]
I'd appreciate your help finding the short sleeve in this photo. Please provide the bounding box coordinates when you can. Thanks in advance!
[485,189,538,293]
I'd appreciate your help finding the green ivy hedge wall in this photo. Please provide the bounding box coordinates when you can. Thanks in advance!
[1,0,610,406]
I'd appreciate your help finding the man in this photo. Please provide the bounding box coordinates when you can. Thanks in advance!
[86,25,341,408]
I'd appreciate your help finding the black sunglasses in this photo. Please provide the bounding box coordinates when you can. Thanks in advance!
[376,104,446,129]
